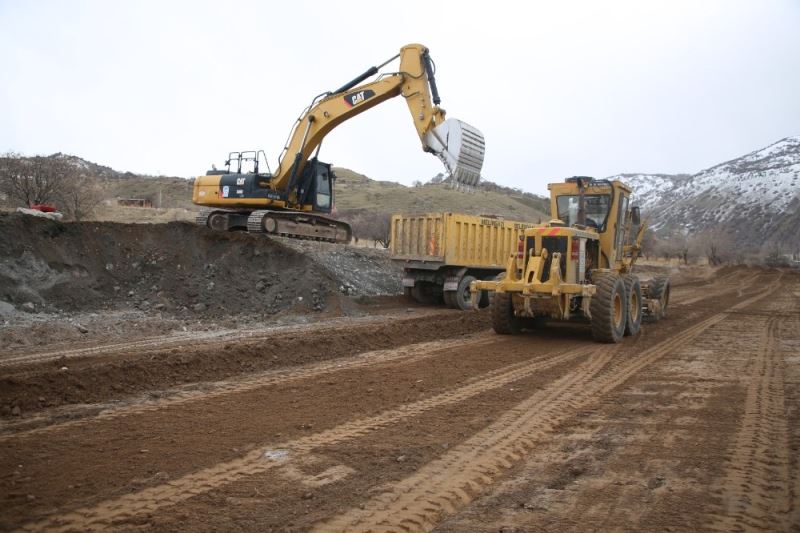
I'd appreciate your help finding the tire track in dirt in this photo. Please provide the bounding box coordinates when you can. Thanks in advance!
[317,279,783,532]
[2,310,488,420]
[784,283,800,528]
[707,292,795,530]
[674,271,762,306]
[0,311,446,369]
[22,341,597,531]
[0,333,496,441]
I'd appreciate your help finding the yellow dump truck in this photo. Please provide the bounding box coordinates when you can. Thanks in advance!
[390,213,536,310]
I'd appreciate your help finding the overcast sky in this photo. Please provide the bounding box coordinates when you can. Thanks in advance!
[1,0,798,193]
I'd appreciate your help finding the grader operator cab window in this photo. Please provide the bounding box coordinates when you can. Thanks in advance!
[556,194,611,231]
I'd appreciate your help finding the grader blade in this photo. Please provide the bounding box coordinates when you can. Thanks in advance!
[425,118,485,187]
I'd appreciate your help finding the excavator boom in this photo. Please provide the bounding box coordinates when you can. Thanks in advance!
[273,43,483,194]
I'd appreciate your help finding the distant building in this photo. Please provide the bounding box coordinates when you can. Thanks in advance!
[116,198,153,208]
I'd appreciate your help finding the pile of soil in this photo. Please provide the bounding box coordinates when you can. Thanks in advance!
[0,213,367,317]
[281,239,403,296]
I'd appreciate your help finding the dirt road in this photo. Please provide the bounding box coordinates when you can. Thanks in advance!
[2,267,798,531]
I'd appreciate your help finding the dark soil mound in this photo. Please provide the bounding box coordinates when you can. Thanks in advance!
[0,213,336,316]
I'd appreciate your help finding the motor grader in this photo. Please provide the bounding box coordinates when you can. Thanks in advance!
[471,177,669,343]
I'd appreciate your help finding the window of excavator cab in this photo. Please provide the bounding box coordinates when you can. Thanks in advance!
[556,194,611,231]
[316,172,331,210]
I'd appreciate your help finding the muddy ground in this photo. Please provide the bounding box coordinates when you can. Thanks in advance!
[1,214,799,531]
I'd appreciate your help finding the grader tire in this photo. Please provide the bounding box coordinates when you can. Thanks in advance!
[491,292,522,335]
[477,289,491,309]
[623,274,642,336]
[649,276,670,320]
[590,273,628,343]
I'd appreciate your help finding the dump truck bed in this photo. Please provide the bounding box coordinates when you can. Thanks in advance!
[390,213,535,269]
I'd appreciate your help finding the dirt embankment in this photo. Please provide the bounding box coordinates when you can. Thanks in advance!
[0,213,400,319]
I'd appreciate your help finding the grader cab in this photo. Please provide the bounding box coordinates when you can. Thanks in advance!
[471,177,670,343]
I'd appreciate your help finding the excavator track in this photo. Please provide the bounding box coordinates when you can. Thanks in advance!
[246,210,352,243]
[195,208,249,232]
[194,208,214,228]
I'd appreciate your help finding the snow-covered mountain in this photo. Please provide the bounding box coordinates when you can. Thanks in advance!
[611,136,800,251]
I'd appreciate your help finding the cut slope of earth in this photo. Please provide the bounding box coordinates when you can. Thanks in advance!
[0,213,401,318]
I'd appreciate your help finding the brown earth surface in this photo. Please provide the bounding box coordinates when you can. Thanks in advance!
[1,218,798,531]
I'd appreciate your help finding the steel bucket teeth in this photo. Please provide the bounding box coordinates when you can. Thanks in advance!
[425,118,485,186]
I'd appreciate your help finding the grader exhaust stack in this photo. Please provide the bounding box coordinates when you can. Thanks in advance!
[425,118,485,187]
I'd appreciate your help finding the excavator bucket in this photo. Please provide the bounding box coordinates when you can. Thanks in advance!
[425,118,485,187]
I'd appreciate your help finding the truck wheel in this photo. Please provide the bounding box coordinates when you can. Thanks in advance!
[403,287,414,303]
[649,276,670,320]
[411,284,429,304]
[412,282,444,305]
[443,290,457,309]
[590,273,627,343]
[491,292,522,334]
[454,275,477,311]
[428,283,445,305]
[623,274,642,336]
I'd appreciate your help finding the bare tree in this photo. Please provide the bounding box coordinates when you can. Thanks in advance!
[763,241,789,267]
[373,215,392,248]
[657,232,690,264]
[338,210,392,247]
[639,229,657,260]
[690,229,733,266]
[0,153,78,206]
[0,153,105,220]
[58,174,104,221]
[679,238,690,265]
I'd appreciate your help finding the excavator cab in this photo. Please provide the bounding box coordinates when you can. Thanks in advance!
[295,158,334,214]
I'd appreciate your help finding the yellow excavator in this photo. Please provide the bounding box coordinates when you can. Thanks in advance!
[192,43,485,242]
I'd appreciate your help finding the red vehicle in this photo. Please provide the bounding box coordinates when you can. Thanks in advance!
[28,204,58,213]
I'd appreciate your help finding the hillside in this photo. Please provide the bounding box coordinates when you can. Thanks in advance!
[1,153,549,228]
[93,164,550,223]
[8,137,798,256]
[333,168,549,221]
[612,136,800,253]
[48,152,197,210]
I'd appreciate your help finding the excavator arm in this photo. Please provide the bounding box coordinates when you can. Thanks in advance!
[274,43,483,200]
